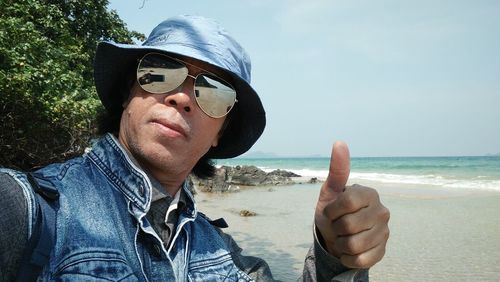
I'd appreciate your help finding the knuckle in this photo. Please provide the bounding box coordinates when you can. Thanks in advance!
[374,245,387,265]
[351,254,370,268]
[343,220,357,235]
[357,184,380,202]
[350,183,363,189]
[339,193,356,211]
[334,216,356,235]
[383,227,390,241]
[379,206,391,222]
[343,237,360,255]
[369,188,380,201]
[381,243,387,257]
[353,183,374,193]
[344,245,386,269]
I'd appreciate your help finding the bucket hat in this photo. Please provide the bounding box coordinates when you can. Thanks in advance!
[93,15,265,158]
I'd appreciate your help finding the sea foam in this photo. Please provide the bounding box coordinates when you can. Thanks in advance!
[350,172,500,191]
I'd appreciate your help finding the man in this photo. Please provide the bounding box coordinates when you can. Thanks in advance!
[0,15,389,281]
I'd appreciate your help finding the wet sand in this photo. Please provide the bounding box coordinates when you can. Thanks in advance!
[195,181,500,281]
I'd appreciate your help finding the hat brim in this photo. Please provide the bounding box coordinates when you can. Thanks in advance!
[94,41,265,159]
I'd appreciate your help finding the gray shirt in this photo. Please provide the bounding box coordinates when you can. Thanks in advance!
[144,176,187,249]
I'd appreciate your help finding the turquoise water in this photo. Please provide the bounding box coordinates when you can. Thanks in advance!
[215,156,500,190]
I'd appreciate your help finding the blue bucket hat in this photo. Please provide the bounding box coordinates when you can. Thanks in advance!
[94,15,266,159]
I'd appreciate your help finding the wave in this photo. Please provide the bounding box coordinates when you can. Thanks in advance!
[243,167,329,181]
[349,172,500,191]
[216,163,500,191]
[261,167,500,191]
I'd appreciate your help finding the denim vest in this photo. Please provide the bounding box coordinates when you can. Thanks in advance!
[12,134,253,281]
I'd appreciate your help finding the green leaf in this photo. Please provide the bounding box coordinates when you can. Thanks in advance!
[0,0,144,170]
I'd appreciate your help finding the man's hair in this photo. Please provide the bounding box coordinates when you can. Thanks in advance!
[96,66,220,179]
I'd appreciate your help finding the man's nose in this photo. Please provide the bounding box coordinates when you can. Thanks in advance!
[164,78,196,114]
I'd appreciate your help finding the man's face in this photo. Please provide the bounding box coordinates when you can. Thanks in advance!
[118,57,228,184]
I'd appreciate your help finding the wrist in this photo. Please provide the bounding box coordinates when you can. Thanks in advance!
[314,224,341,259]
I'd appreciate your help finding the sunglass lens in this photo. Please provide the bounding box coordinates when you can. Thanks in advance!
[194,74,236,118]
[137,54,188,94]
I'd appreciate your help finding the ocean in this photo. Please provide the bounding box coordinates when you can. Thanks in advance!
[215,156,500,191]
[199,156,500,280]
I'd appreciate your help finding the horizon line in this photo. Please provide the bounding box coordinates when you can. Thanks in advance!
[235,154,500,159]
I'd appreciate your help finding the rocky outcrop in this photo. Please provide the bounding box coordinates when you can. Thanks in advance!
[239,209,257,217]
[191,165,301,193]
[308,177,319,184]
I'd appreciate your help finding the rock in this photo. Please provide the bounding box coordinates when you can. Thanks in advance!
[189,166,231,193]
[227,184,240,192]
[191,165,302,193]
[267,169,301,178]
[308,177,318,184]
[260,169,299,185]
[239,209,257,217]
[230,165,267,186]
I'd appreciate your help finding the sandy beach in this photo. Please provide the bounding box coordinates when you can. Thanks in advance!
[195,180,500,281]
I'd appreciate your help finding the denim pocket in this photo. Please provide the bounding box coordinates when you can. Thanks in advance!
[53,249,139,281]
[187,253,253,282]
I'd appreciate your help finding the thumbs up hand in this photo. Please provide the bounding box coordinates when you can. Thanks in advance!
[314,141,390,269]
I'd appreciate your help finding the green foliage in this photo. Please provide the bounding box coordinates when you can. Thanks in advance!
[0,0,144,169]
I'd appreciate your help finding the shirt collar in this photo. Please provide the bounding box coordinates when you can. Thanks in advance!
[88,133,194,215]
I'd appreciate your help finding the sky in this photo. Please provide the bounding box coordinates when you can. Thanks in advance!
[108,0,500,157]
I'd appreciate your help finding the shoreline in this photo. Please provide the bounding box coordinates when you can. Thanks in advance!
[197,175,500,198]
[195,182,500,281]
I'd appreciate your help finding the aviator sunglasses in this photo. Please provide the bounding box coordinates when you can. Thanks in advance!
[137,53,237,118]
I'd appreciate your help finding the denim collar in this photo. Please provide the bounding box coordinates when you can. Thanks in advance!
[87,133,195,216]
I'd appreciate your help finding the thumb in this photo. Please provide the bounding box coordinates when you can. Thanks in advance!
[324,141,351,194]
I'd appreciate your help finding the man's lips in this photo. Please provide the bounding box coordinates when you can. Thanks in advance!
[151,118,188,139]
